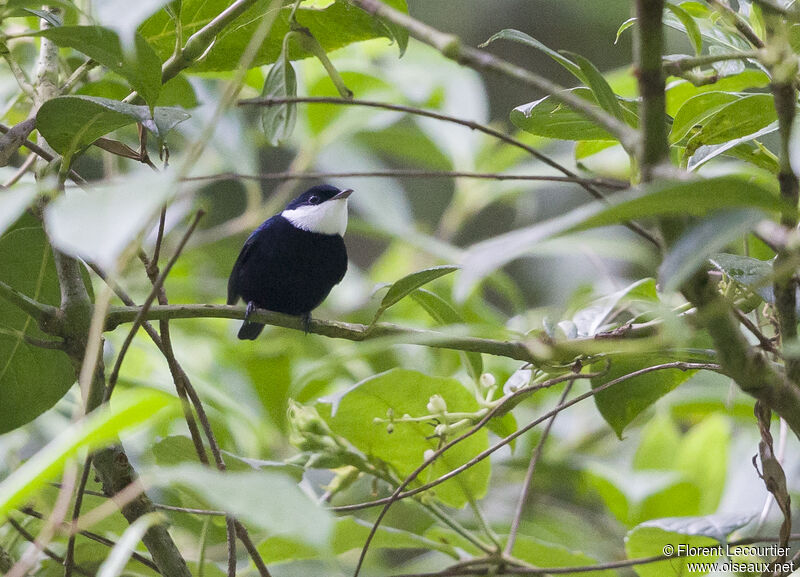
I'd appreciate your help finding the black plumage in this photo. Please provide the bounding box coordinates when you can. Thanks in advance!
[227,185,349,340]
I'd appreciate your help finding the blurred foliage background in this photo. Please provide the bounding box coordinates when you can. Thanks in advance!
[0,1,796,577]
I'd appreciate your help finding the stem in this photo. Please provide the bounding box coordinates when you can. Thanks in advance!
[635,0,670,180]
[104,303,541,362]
[504,379,574,555]
[663,50,760,75]
[183,169,629,189]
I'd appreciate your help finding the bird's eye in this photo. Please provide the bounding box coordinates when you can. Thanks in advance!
[308,195,320,205]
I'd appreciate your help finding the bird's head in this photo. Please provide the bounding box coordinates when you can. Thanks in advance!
[281,184,353,236]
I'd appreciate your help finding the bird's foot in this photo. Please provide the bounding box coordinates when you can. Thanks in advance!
[301,312,312,334]
[245,301,257,321]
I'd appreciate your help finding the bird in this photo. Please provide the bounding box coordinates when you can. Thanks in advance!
[227,184,352,340]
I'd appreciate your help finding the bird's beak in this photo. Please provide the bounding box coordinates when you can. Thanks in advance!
[333,188,353,200]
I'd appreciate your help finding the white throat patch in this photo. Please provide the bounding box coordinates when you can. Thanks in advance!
[282,198,348,236]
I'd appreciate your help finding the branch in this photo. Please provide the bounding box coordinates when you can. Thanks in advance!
[183,169,630,189]
[6,518,93,577]
[707,0,765,48]
[504,379,574,555]
[766,13,800,386]
[104,304,542,362]
[160,0,260,85]
[635,0,670,180]
[0,123,86,185]
[0,280,57,325]
[345,0,638,151]
[237,96,660,248]
[663,50,760,75]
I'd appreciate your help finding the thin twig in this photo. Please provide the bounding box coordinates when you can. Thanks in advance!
[0,123,86,184]
[6,519,93,577]
[238,96,660,248]
[19,508,160,572]
[504,378,575,555]
[105,210,205,400]
[182,170,629,189]
[3,153,36,187]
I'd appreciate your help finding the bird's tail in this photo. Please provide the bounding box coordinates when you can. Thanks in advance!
[237,321,265,340]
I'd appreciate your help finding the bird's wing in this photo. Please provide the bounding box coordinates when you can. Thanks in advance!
[227,231,258,305]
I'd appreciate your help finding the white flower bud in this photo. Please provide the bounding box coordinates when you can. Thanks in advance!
[480,373,496,389]
[427,394,447,414]
[423,449,436,461]
[434,423,448,437]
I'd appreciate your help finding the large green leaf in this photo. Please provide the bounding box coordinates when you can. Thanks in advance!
[30,26,162,107]
[0,184,38,237]
[0,214,75,434]
[152,465,333,547]
[456,176,781,302]
[0,389,175,518]
[374,264,459,321]
[625,512,755,577]
[480,29,584,82]
[257,516,457,564]
[139,0,409,73]
[686,94,777,154]
[566,52,625,121]
[665,70,769,116]
[592,354,698,438]
[43,171,176,271]
[511,535,616,577]
[659,209,764,292]
[572,176,788,231]
[317,368,490,508]
[36,96,189,160]
[512,88,637,141]
[669,91,741,143]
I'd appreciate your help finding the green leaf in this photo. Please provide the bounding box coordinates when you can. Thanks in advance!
[410,288,483,379]
[665,69,769,116]
[151,465,333,546]
[583,464,700,526]
[43,171,176,271]
[675,416,730,513]
[456,176,781,302]
[511,535,616,577]
[687,122,778,171]
[479,29,584,83]
[30,27,162,107]
[634,413,682,470]
[36,96,190,159]
[260,35,297,146]
[512,88,638,141]
[625,513,755,577]
[708,252,773,302]
[0,389,175,519]
[592,354,697,438]
[564,52,625,121]
[686,94,777,153]
[667,4,702,55]
[669,91,741,143]
[615,17,637,44]
[317,368,490,508]
[0,214,76,434]
[573,176,789,232]
[659,209,764,292]
[139,0,409,73]
[374,265,459,321]
[0,184,38,236]
[257,516,457,564]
